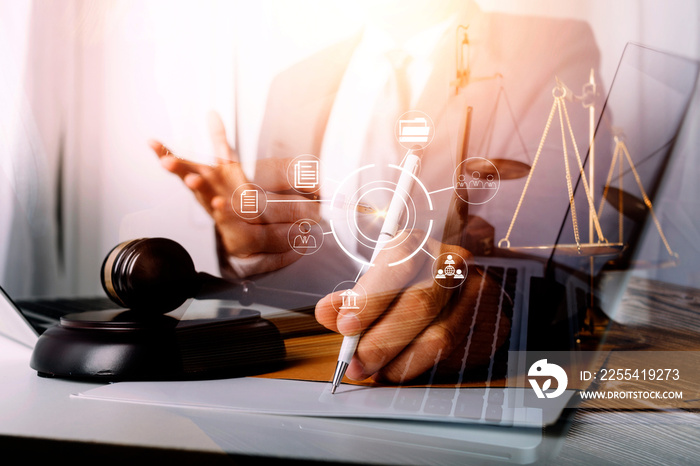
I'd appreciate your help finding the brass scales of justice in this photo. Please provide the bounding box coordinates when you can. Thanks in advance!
[497,71,626,257]
[451,25,676,263]
[451,24,532,182]
[450,25,677,340]
[495,71,677,264]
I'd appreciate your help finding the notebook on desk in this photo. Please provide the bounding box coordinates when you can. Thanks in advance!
[1,43,698,440]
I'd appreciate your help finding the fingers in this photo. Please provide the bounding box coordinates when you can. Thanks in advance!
[153,124,319,202]
[150,113,322,279]
[339,236,468,338]
[372,271,484,383]
[315,235,480,383]
[252,158,319,194]
[150,139,205,179]
[207,111,238,163]
[214,219,296,256]
[346,264,469,382]
[346,282,446,381]
[244,192,322,225]
[225,250,304,278]
[212,195,320,256]
[314,232,430,336]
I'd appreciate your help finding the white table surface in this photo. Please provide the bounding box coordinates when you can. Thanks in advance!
[0,335,552,465]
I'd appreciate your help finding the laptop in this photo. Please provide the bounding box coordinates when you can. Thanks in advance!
[0,43,698,461]
[269,42,698,427]
[423,42,700,427]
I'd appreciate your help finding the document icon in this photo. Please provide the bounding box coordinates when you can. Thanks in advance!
[294,160,319,189]
[240,190,259,213]
[398,117,430,143]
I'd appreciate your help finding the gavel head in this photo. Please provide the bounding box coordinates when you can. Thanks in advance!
[101,238,198,314]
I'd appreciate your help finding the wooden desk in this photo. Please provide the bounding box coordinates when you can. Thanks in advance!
[553,276,700,465]
[0,276,697,465]
[258,275,700,464]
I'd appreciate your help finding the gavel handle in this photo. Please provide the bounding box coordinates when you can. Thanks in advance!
[195,272,322,312]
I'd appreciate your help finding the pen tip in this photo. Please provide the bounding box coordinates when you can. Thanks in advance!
[355,203,376,215]
[331,385,337,394]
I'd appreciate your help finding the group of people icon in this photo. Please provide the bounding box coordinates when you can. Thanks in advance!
[456,171,497,189]
[435,255,465,280]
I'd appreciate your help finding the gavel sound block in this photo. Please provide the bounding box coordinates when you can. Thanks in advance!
[30,238,291,381]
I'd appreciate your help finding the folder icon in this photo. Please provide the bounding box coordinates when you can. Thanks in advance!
[399,117,430,142]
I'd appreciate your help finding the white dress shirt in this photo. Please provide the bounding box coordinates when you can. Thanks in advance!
[319,18,453,193]
[318,18,454,257]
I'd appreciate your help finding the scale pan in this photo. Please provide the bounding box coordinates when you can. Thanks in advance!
[606,255,679,270]
[502,242,626,257]
[463,158,530,180]
[604,186,646,221]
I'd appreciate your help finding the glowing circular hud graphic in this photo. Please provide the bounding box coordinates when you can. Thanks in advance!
[329,164,433,268]
[348,181,416,251]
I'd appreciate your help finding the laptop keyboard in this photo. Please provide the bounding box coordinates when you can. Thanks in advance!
[437,264,517,424]
[364,263,520,425]
[16,296,118,334]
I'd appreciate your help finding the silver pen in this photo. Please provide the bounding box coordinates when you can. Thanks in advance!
[330,146,423,394]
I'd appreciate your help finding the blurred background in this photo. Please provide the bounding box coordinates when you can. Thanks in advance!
[0,0,698,302]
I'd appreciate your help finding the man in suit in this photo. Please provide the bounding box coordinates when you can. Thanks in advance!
[152,1,602,383]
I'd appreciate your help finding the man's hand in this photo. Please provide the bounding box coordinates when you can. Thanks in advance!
[151,112,321,277]
[315,232,510,384]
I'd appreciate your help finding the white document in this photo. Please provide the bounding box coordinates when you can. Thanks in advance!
[74,378,571,426]
[240,189,258,213]
[294,160,319,189]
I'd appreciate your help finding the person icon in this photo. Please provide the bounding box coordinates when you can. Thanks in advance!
[293,221,317,249]
[435,268,446,279]
[456,173,468,189]
[469,171,483,188]
[454,269,465,279]
[485,174,497,189]
[288,219,324,255]
[443,254,456,276]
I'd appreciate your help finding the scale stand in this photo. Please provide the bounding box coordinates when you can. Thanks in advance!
[497,75,624,257]
[495,74,624,344]
[451,25,502,93]
[452,25,532,182]
[597,131,679,267]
